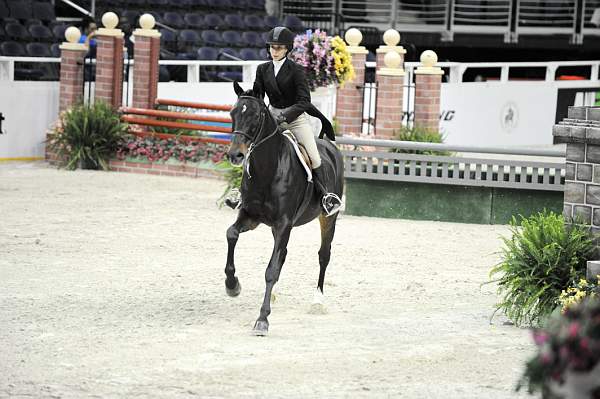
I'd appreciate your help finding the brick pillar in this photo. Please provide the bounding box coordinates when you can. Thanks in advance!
[335,28,369,136]
[374,51,405,138]
[132,14,161,110]
[58,27,88,112]
[95,12,124,108]
[414,50,444,132]
[375,29,406,74]
[553,106,600,243]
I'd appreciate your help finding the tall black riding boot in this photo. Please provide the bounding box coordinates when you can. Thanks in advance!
[312,165,343,216]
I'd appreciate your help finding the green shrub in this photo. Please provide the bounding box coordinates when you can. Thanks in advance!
[390,125,451,156]
[48,101,128,170]
[490,211,596,327]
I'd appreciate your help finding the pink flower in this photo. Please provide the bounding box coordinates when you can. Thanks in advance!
[533,331,549,346]
[568,322,580,338]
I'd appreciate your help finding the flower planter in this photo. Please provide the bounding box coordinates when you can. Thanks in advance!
[548,361,600,399]
[309,85,336,134]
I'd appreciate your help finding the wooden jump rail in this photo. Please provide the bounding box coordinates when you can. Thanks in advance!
[155,98,233,112]
[120,100,235,145]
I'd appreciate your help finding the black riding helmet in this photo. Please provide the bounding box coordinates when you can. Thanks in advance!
[265,26,295,52]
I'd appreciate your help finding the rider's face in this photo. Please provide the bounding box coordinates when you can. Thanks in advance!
[269,44,286,61]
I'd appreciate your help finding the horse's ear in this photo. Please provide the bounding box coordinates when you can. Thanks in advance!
[233,81,244,97]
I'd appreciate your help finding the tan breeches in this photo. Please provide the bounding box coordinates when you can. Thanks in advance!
[270,106,321,169]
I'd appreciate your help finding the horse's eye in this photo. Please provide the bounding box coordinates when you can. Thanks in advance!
[242,105,247,113]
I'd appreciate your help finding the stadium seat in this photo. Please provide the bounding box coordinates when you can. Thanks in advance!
[178,29,199,54]
[229,0,244,9]
[258,47,268,59]
[248,0,265,11]
[221,30,242,46]
[217,70,242,81]
[244,14,265,30]
[203,14,223,29]
[264,15,280,29]
[219,47,240,60]
[5,22,30,41]
[31,1,55,22]
[159,29,178,51]
[239,47,259,60]
[0,1,9,19]
[50,42,60,57]
[206,0,231,10]
[122,10,140,25]
[163,12,186,29]
[7,0,33,20]
[183,13,203,29]
[52,24,66,41]
[29,24,53,42]
[196,46,218,60]
[201,30,223,46]
[242,30,261,47]
[26,41,51,57]
[0,40,26,56]
[0,25,5,41]
[224,14,245,30]
[283,15,304,32]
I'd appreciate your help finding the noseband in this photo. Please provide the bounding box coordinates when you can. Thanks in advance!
[231,96,279,178]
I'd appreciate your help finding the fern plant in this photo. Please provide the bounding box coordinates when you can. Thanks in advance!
[48,101,128,170]
[490,211,595,327]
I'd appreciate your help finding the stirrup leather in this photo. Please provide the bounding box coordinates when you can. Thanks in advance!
[321,192,343,217]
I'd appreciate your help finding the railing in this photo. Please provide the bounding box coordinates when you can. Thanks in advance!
[336,137,565,191]
[282,0,600,43]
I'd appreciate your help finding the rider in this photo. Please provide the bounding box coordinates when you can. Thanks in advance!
[226,26,342,216]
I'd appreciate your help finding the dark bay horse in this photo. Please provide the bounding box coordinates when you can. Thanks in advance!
[225,81,344,335]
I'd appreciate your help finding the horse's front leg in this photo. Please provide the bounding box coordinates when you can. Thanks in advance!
[225,209,259,297]
[253,221,293,336]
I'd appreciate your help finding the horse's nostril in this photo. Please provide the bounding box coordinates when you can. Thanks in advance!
[229,152,245,165]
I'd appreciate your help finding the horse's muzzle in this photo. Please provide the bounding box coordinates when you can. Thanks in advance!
[228,150,245,166]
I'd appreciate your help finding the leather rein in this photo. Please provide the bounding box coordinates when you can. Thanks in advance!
[231,96,279,178]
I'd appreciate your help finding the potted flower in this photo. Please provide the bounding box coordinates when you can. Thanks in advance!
[517,296,600,398]
[291,29,355,125]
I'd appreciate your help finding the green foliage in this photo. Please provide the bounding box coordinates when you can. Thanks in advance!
[490,211,596,327]
[390,125,451,156]
[48,101,128,170]
[215,158,243,208]
[151,105,195,136]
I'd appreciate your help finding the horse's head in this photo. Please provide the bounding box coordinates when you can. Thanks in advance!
[228,81,268,166]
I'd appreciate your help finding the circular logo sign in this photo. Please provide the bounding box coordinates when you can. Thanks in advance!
[500,102,519,133]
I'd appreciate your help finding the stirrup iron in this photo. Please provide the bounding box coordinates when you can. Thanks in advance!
[321,192,342,217]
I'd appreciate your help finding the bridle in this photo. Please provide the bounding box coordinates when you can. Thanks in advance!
[231,95,279,178]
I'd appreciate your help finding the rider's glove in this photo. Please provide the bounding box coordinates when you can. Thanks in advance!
[276,113,287,126]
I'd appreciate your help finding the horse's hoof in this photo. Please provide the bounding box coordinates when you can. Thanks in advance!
[252,320,269,336]
[308,303,327,315]
[225,277,241,297]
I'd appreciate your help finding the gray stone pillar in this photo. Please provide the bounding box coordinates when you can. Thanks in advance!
[553,106,600,234]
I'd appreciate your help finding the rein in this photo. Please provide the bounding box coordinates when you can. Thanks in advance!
[231,96,279,179]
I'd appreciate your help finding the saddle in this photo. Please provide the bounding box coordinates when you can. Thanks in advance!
[281,130,313,181]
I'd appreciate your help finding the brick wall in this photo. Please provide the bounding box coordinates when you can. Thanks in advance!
[554,106,600,236]
[109,160,225,180]
[95,35,124,108]
[132,36,159,110]
[336,53,366,136]
[414,74,441,131]
[59,48,87,112]
[375,74,403,138]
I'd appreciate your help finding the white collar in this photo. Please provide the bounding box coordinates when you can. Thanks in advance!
[272,58,286,68]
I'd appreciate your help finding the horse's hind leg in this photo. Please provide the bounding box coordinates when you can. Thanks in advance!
[310,213,338,314]
[225,209,259,297]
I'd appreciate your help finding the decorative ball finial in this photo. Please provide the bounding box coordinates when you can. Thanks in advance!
[102,12,119,29]
[139,13,156,30]
[383,51,401,69]
[64,26,81,44]
[383,29,400,47]
[345,28,362,47]
[420,50,438,68]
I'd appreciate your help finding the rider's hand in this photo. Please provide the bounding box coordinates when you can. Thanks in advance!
[276,113,287,126]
